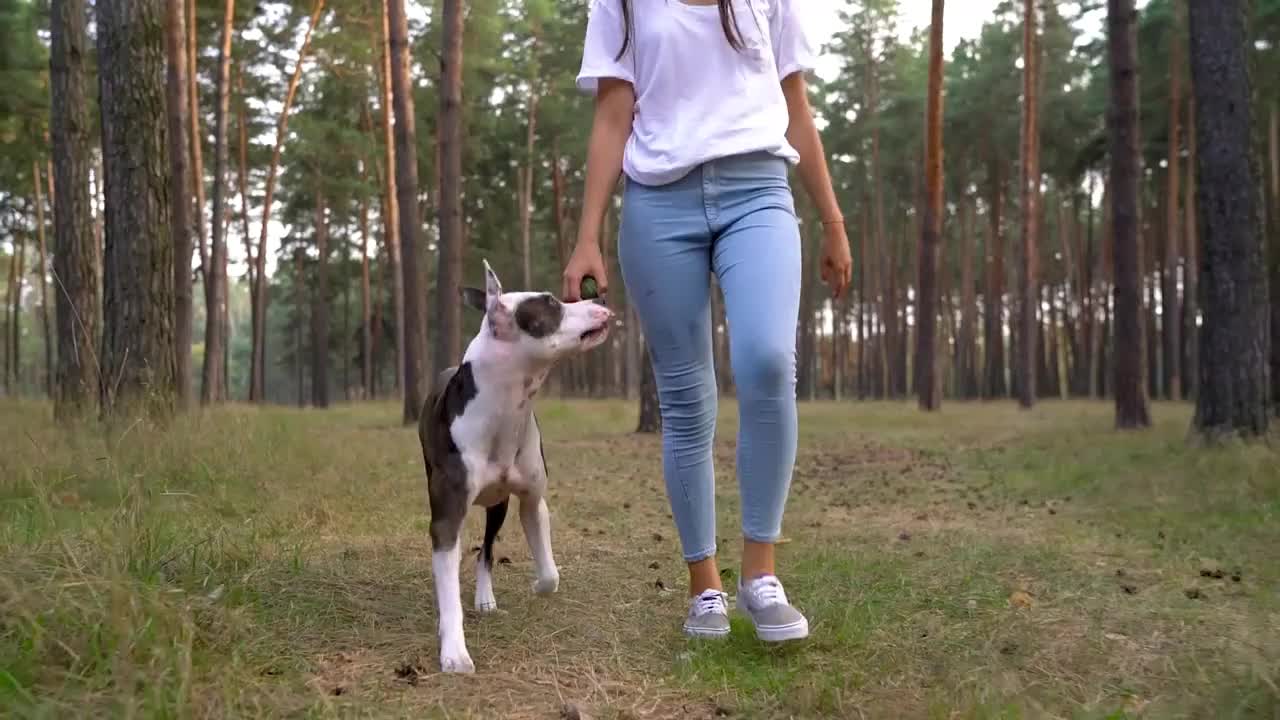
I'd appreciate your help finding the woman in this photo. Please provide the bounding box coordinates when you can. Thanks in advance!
[562,0,851,642]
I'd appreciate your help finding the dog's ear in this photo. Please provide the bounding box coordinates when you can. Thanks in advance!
[460,287,486,312]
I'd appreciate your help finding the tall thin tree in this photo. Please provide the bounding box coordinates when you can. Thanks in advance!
[1163,0,1184,401]
[97,0,177,418]
[389,0,427,423]
[916,0,945,411]
[201,0,234,404]
[376,0,404,397]
[1108,0,1151,428]
[1018,0,1040,409]
[435,0,465,377]
[1188,0,1270,439]
[49,0,100,419]
[33,163,54,398]
[166,0,194,407]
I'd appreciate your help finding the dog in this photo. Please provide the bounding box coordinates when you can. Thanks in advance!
[418,260,614,673]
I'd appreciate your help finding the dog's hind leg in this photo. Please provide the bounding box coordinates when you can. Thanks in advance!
[475,500,507,613]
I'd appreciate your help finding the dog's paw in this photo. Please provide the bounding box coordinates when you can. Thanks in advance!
[439,647,475,674]
[475,598,499,614]
[532,570,560,596]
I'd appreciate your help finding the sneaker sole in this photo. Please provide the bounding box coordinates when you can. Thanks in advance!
[750,617,809,642]
[683,624,731,639]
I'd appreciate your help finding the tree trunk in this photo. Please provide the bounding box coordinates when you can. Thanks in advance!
[1108,0,1151,428]
[1018,0,1040,409]
[798,219,818,401]
[200,0,233,405]
[435,0,465,377]
[520,81,539,289]
[916,0,945,411]
[97,0,177,418]
[8,231,24,392]
[186,0,208,288]
[389,0,426,423]
[1188,0,1270,439]
[33,163,54,398]
[360,165,373,398]
[1163,4,1184,400]
[1269,100,1279,415]
[165,0,193,408]
[1089,179,1109,398]
[50,0,100,418]
[958,194,978,398]
[236,68,255,401]
[312,191,330,408]
[1184,91,1199,400]
[375,0,404,397]
[984,160,1007,398]
[636,339,661,433]
[856,201,868,399]
[251,0,325,402]
[295,247,306,407]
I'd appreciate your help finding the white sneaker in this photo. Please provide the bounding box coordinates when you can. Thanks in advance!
[683,588,731,639]
[735,575,809,642]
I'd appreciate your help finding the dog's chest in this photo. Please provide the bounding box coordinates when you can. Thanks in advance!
[452,386,539,506]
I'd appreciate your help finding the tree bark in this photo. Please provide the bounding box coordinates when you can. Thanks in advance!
[375,0,404,397]
[50,0,100,418]
[311,191,330,408]
[1163,2,1184,400]
[388,0,426,424]
[186,0,207,283]
[1018,0,1040,409]
[165,0,193,408]
[251,0,325,402]
[1108,0,1151,428]
[1269,100,1279,415]
[1184,91,1199,400]
[97,0,177,418]
[236,67,255,401]
[984,160,1007,398]
[520,69,539,290]
[434,0,465,378]
[958,194,978,397]
[1188,0,1270,439]
[8,230,25,392]
[916,0,945,411]
[33,163,54,398]
[360,162,373,398]
[200,0,233,405]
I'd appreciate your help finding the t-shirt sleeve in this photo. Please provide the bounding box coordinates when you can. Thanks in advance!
[576,0,635,94]
[770,0,816,80]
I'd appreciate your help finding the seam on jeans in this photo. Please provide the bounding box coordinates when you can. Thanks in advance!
[684,544,717,563]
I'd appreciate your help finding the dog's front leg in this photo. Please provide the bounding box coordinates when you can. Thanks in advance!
[429,466,474,674]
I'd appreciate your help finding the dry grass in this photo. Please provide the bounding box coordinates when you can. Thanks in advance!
[1,398,1277,719]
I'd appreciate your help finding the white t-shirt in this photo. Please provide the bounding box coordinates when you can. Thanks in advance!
[576,0,816,186]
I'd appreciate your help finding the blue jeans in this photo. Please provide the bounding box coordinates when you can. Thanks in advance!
[618,151,802,563]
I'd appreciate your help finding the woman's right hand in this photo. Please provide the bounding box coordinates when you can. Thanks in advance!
[561,239,609,302]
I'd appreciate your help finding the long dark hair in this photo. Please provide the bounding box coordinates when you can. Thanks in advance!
[614,0,745,61]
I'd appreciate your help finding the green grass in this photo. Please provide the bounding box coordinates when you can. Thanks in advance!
[0,398,1277,719]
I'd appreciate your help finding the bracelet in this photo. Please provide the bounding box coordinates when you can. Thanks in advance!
[821,217,845,226]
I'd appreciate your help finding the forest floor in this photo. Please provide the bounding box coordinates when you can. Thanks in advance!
[1,398,1277,719]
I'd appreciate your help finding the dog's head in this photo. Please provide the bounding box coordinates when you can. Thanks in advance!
[461,260,614,365]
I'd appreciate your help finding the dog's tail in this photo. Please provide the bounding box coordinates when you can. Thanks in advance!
[479,500,508,568]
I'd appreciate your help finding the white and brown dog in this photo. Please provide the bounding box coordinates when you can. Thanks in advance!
[418,260,614,673]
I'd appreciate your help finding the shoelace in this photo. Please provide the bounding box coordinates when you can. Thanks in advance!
[744,575,787,608]
[692,590,727,616]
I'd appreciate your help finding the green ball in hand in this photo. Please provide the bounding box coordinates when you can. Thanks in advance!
[580,275,599,300]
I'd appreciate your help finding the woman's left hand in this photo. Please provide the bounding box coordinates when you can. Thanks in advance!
[820,221,853,300]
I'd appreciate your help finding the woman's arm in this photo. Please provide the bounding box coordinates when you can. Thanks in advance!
[563,77,635,300]
[782,72,841,223]
[577,78,635,247]
[782,71,852,298]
